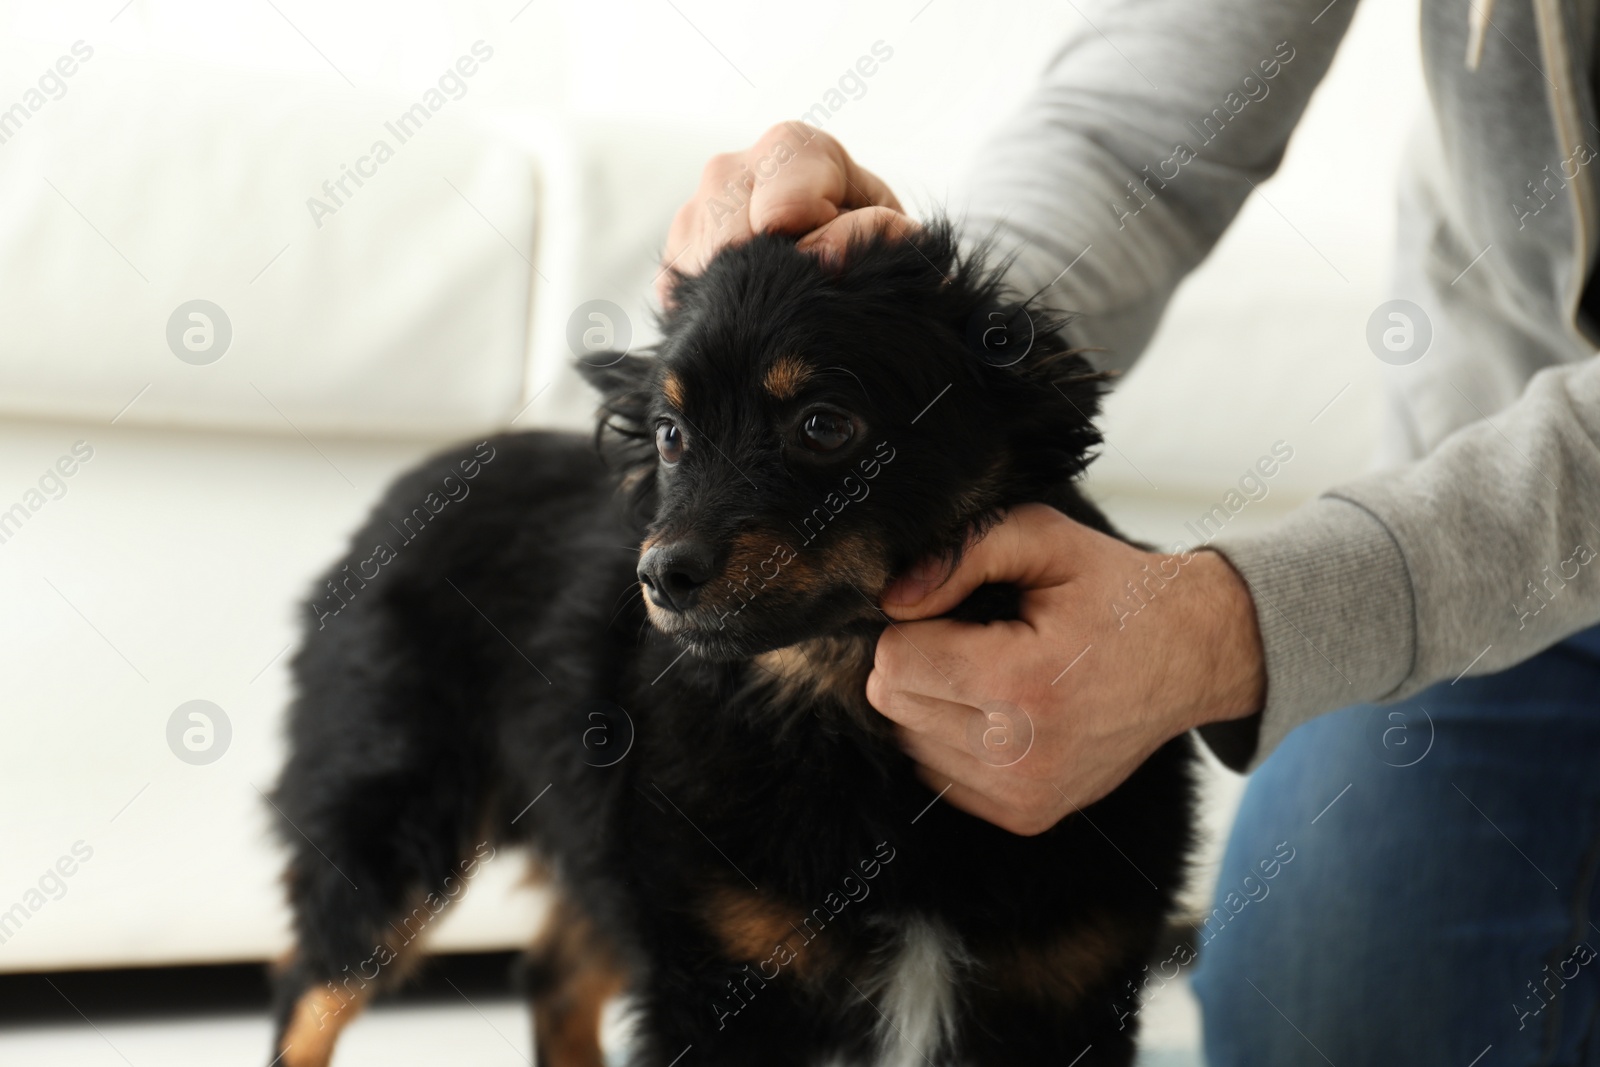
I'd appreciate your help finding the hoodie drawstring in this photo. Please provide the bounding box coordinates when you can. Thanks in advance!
[1467,0,1498,69]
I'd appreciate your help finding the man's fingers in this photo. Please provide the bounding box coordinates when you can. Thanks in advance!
[866,686,976,751]
[899,729,1001,796]
[657,163,758,304]
[660,125,905,305]
[838,156,903,213]
[795,206,915,265]
[881,504,1086,620]
[871,617,1030,704]
[747,131,902,235]
[747,150,849,235]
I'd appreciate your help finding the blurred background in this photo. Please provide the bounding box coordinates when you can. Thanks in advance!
[0,0,1422,1062]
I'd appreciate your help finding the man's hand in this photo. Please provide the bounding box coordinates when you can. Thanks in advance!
[658,123,913,303]
[866,504,1266,836]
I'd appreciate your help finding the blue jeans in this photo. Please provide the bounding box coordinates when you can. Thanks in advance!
[1192,624,1600,1067]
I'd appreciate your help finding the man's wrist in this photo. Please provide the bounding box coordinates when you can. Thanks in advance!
[1184,550,1266,729]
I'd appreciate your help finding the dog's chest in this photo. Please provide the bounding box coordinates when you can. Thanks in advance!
[865,916,967,1067]
[637,677,974,1061]
[811,915,967,1067]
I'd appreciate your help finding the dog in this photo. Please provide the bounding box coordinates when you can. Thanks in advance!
[268,219,1197,1067]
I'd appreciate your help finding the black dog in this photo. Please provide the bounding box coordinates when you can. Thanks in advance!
[268,221,1196,1067]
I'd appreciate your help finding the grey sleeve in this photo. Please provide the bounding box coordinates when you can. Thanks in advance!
[1209,357,1600,770]
[962,0,1359,374]
[958,1,1600,772]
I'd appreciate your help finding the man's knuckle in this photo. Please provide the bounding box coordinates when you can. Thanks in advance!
[864,670,887,710]
[872,633,901,674]
[1021,813,1055,836]
[667,201,697,235]
[1000,806,1050,837]
[700,151,740,181]
[757,122,797,150]
[997,794,1052,836]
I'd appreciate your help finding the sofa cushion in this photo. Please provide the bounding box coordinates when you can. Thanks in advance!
[0,48,537,437]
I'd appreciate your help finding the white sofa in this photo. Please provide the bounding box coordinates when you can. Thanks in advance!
[0,46,735,969]
[0,0,1420,976]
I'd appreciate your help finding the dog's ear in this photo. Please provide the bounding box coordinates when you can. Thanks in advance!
[967,298,1104,400]
[965,298,1110,488]
[577,352,659,518]
[964,300,1042,372]
[578,351,653,403]
[577,352,655,427]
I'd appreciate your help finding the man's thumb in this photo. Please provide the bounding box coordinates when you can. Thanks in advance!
[880,554,960,616]
[879,505,1080,620]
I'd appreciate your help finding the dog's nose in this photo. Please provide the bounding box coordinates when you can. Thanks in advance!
[637,541,718,612]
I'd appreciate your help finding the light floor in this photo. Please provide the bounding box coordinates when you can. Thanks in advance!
[0,976,1203,1066]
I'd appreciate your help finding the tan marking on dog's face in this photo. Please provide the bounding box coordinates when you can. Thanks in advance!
[752,636,877,718]
[740,530,890,727]
[620,467,652,495]
[829,530,892,596]
[723,530,808,593]
[639,527,889,646]
[280,985,368,1067]
[762,356,812,400]
[662,372,686,410]
[698,530,887,616]
[662,530,809,627]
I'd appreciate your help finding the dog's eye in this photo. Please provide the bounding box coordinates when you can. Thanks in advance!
[800,411,854,453]
[655,421,685,464]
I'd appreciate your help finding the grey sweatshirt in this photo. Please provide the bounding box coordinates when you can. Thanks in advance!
[963,0,1600,770]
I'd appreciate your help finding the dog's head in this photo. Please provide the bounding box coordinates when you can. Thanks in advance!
[580,220,1105,659]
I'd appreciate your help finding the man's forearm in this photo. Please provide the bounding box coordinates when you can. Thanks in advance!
[1208,357,1600,770]
[963,0,1360,373]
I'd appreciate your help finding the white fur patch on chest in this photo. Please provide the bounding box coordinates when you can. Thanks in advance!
[861,915,967,1067]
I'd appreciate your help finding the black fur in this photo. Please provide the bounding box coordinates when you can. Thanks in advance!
[269,221,1196,1067]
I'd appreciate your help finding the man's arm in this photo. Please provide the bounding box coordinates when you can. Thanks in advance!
[1204,357,1600,770]
[963,0,1360,374]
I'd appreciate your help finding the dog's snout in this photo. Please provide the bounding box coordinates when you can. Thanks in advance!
[638,541,718,612]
